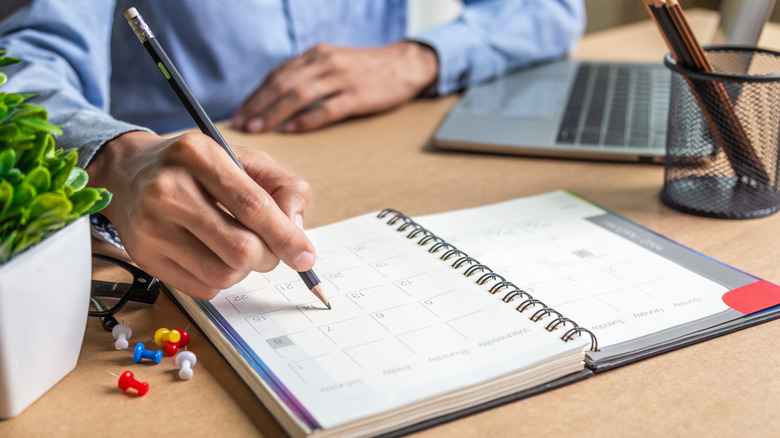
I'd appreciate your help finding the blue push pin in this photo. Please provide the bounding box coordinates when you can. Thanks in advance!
[133,342,163,364]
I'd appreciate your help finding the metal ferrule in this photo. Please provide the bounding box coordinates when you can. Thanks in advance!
[127,14,154,43]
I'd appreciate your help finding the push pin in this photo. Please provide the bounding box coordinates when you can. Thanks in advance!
[112,323,132,350]
[117,370,149,396]
[174,350,197,380]
[133,342,163,364]
[154,328,181,347]
[164,329,190,356]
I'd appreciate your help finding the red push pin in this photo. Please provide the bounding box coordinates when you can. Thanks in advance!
[164,329,190,356]
[116,370,149,396]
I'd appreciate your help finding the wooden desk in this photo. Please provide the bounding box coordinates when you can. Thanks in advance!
[4,9,780,437]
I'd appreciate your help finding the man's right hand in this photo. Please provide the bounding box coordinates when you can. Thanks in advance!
[86,130,316,300]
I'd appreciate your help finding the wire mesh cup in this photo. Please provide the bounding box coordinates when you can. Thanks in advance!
[662,46,780,219]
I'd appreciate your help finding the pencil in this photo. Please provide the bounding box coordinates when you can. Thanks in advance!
[643,0,771,186]
[124,7,330,309]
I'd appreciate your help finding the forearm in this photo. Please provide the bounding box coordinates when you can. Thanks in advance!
[411,0,586,95]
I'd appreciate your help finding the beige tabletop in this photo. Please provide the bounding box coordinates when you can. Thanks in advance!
[3,9,780,438]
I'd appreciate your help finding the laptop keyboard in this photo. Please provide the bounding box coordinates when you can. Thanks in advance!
[556,63,670,150]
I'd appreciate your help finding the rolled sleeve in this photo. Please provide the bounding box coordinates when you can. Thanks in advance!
[0,0,150,168]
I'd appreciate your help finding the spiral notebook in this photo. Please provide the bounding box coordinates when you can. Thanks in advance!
[168,190,780,438]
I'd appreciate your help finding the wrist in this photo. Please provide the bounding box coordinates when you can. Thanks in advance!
[86,130,161,214]
[398,41,439,97]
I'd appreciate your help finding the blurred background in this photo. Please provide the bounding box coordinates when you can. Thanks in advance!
[408,0,778,36]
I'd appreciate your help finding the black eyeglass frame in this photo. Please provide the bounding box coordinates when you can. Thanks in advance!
[89,253,161,331]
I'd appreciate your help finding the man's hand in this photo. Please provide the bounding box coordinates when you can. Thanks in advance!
[86,130,315,300]
[231,41,438,133]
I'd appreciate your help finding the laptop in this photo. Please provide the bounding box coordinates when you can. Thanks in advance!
[433,0,774,163]
[434,60,670,163]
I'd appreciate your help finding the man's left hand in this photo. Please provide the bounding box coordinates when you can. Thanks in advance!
[231,41,438,133]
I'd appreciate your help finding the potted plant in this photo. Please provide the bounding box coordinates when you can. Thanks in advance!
[0,50,111,418]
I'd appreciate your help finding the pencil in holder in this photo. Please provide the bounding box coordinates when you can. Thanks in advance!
[661,46,780,219]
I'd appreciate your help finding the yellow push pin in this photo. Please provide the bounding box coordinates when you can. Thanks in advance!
[153,328,181,347]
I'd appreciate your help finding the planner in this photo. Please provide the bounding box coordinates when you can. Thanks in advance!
[167,190,780,438]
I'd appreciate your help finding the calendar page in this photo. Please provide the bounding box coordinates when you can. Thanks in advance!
[177,190,775,435]
[203,208,587,430]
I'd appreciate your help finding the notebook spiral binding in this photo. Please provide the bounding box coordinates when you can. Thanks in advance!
[377,209,599,351]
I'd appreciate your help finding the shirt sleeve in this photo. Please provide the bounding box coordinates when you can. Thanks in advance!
[410,0,586,96]
[0,0,150,169]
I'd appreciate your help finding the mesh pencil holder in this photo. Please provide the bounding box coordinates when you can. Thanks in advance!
[662,46,780,219]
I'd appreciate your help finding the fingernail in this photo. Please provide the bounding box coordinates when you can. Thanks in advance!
[294,214,304,230]
[247,118,264,132]
[232,114,245,128]
[293,251,315,271]
[283,121,297,132]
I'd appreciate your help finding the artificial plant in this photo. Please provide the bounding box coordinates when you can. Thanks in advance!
[0,49,111,263]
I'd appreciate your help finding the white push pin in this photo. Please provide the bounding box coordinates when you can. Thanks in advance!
[112,323,133,350]
[174,351,197,380]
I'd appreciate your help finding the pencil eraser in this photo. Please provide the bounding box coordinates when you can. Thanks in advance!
[124,7,139,20]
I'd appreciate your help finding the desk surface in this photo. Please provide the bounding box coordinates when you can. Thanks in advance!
[4,10,780,437]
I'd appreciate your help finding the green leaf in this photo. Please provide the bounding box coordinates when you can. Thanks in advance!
[16,117,62,136]
[11,232,43,258]
[2,94,23,106]
[2,168,22,185]
[84,188,112,215]
[69,187,99,215]
[0,56,19,68]
[0,149,15,174]
[18,94,39,102]
[16,133,49,171]
[6,104,46,121]
[0,231,16,264]
[0,124,21,144]
[52,149,77,189]
[0,72,6,88]
[0,179,11,218]
[23,216,68,235]
[23,166,51,194]
[65,167,88,191]
[28,192,71,220]
[11,182,36,208]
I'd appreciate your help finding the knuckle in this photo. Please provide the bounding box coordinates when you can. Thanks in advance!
[191,286,220,301]
[226,233,259,270]
[235,190,272,219]
[310,43,332,55]
[256,255,281,273]
[285,176,312,202]
[288,86,309,103]
[319,100,344,120]
[142,171,178,206]
[203,262,246,291]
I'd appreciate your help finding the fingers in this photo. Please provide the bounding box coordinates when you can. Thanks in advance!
[233,46,336,132]
[233,145,312,221]
[286,93,355,132]
[128,226,252,301]
[169,134,317,272]
[91,131,316,299]
[232,42,439,134]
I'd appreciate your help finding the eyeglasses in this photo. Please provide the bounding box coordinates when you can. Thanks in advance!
[89,253,161,331]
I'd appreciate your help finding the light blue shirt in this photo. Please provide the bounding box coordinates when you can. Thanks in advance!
[0,0,585,168]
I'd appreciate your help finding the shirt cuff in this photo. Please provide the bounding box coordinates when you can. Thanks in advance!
[410,23,479,96]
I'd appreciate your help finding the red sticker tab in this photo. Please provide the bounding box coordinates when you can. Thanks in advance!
[722,280,780,315]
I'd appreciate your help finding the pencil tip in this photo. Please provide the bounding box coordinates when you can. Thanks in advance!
[311,284,330,309]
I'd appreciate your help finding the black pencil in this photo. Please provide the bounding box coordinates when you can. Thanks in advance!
[644,0,770,186]
[124,7,330,309]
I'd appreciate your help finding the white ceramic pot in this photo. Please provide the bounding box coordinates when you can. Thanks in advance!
[0,216,91,419]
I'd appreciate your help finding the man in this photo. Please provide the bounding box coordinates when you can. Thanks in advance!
[0,0,585,299]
